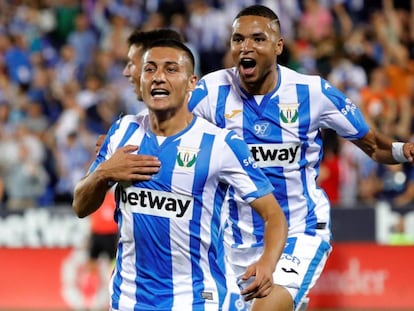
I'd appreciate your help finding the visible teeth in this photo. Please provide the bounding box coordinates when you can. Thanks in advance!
[151,89,169,96]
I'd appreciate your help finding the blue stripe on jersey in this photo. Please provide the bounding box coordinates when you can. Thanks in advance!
[118,123,140,147]
[294,239,331,308]
[296,84,317,236]
[211,181,229,307]
[259,97,290,225]
[132,135,178,310]
[226,132,269,243]
[315,130,323,175]
[190,133,214,309]
[251,210,263,245]
[111,243,123,310]
[224,131,274,200]
[224,130,274,246]
[215,85,231,128]
[134,214,173,310]
[111,186,123,309]
[188,79,208,111]
[270,177,288,226]
[137,134,176,190]
[241,87,277,117]
[239,93,290,230]
[228,187,242,245]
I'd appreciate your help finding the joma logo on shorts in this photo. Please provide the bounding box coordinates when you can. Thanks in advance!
[249,143,300,168]
[119,187,193,220]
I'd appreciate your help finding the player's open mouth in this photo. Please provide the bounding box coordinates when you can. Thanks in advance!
[151,89,169,97]
[240,58,256,75]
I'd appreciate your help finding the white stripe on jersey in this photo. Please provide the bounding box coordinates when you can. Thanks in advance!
[189,65,370,247]
[92,114,271,311]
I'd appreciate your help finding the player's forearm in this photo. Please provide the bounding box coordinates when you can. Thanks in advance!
[261,214,288,269]
[353,130,400,164]
[72,170,112,218]
[371,132,414,164]
[250,194,288,269]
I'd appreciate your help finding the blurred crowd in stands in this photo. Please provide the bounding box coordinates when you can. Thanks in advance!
[0,0,413,211]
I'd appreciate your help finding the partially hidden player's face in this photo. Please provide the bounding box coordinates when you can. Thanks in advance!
[123,44,145,101]
[140,47,197,113]
[231,15,283,92]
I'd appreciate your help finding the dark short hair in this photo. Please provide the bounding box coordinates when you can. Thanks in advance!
[235,5,280,30]
[147,39,195,71]
[127,28,183,49]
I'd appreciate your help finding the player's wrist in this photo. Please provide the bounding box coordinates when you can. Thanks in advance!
[93,167,115,188]
[392,142,409,163]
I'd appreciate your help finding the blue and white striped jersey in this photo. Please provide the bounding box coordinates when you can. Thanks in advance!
[188,65,370,248]
[89,114,273,311]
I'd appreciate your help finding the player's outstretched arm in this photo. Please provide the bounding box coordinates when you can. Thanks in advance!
[239,193,288,301]
[353,129,414,164]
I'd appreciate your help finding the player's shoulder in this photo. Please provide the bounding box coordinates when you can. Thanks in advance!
[187,117,248,164]
[112,111,148,132]
[190,68,239,109]
[198,67,238,87]
[194,116,232,136]
[279,65,322,86]
[195,117,243,150]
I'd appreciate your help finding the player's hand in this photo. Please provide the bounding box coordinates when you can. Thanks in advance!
[238,261,274,301]
[403,142,414,162]
[98,145,161,182]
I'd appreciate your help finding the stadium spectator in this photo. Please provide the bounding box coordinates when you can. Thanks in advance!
[187,0,230,74]
[3,33,33,86]
[49,0,81,50]
[54,130,93,205]
[67,11,98,81]
[318,129,342,207]
[99,12,132,62]
[359,67,398,134]
[53,44,81,85]
[299,0,334,44]
[327,46,367,104]
[1,123,49,210]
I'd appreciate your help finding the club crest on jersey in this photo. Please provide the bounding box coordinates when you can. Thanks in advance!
[176,146,199,168]
[278,103,299,126]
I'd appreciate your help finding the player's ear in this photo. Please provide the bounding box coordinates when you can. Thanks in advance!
[275,37,283,56]
[187,74,198,92]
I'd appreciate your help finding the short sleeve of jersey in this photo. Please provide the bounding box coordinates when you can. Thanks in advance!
[188,79,213,121]
[218,130,274,203]
[319,78,370,140]
[88,115,140,174]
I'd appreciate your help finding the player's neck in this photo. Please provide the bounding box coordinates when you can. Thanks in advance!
[149,107,194,137]
[241,69,278,95]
